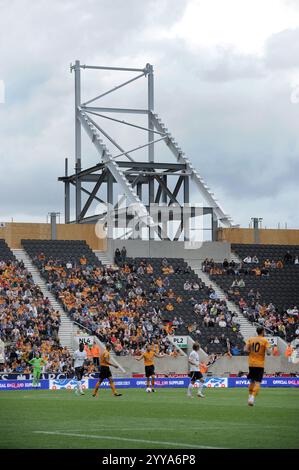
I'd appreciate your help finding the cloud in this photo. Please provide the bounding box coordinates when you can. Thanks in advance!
[265,28,299,69]
[0,0,298,230]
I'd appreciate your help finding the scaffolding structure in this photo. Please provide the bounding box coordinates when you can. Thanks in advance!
[59,61,232,240]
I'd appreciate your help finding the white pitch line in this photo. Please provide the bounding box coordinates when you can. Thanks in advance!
[33,431,222,449]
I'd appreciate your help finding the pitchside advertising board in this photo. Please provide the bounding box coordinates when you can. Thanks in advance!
[1,377,299,390]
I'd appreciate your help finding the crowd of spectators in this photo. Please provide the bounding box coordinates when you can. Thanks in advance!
[202,258,287,277]
[233,292,298,343]
[188,295,243,355]
[32,251,244,357]
[204,254,299,345]
[38,256,181,357]
[0,260,72,373]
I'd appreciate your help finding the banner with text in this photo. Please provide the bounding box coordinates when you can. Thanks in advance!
[172,336,188,349]
[49,378,89,390]
[1,377,299,390]
[74,336,94,347]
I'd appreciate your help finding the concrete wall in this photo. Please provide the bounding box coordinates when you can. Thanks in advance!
[218,227,299,245]
[107,239,231,263]
[0,222,106,250]
[209,356,299,375]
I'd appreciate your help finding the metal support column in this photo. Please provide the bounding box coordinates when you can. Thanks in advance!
[64,158,70,223]
[162,175,167,204]
[184,175,190,241]
[212,211,218,242]
[252,217,261,244]
[147,63,155,239]
[107,172,113,206]
[50,213,57,240]
[137,182,142,199]
[74,60,82,222]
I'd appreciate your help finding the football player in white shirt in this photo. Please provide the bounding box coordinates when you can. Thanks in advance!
[187,342,205,398]
[73,342,87,396]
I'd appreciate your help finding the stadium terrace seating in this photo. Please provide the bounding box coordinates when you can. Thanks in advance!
[23,242,245,356]
[22,243,176,356]
[232,243,299,264]
[0,239,16,262]
[204,244,299,343]
[0,257,72,373]
[210,266,299,313]
[22,239,101,266]
[119,257,246,355]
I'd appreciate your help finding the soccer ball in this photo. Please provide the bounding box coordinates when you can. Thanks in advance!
[146,387,152,393]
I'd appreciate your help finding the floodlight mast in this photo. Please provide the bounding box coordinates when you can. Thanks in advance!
[60,61,232,240]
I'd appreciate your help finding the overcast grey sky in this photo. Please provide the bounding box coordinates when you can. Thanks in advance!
[0,0,299,228]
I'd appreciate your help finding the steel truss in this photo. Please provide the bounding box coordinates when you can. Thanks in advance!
[59,61,232,240]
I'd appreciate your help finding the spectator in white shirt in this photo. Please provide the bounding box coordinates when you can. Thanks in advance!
[243,255,252,263]
[287,306,298,317]
[209,291,219,300]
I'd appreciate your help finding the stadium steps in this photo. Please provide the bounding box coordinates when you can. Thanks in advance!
[93,250,113,265]
[185,259,257,341]
[12,249,76,353]
[230,251,242,264]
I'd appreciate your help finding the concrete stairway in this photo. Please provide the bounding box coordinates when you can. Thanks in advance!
[12,249,76,352]
[186,259,257,341]
[230,250,242,264]
[93,250,113,266]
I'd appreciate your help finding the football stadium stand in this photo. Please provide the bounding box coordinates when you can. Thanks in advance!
[122,256,246,356]
[1,233,298,376]
[0,239,15,262]
[0,241,72,373]
[203,244,299,343]
[20,240,245,357]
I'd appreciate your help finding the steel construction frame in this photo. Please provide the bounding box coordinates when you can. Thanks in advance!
[59,61,232,240]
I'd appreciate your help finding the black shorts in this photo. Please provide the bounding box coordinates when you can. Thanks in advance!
[248,367,264,382]
[99,366,112,380]
[75,367,84,381]
[93,357,99,367]
[145,365,155,378]
[189,371,203,382]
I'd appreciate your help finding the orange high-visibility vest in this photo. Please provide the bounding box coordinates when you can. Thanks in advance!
[84,344,93,359]
[199,362,208,374]
[272,346,280,356]
[91,344,100,358]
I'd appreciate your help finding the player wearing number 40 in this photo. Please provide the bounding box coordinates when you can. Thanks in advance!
[244,326,272,407]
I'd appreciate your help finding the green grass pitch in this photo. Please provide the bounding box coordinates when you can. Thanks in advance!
[0,388,298,449]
